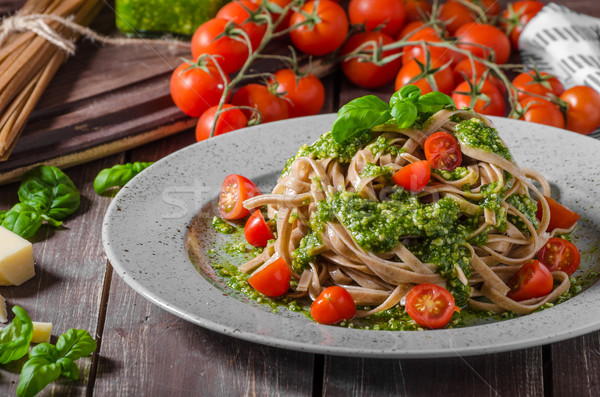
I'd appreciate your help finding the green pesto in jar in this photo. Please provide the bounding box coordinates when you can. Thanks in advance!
[115,0,229,37]
[454,118,512,160]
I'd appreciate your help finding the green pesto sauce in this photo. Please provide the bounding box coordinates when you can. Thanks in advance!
[211,216,236,234]
[292,230,322,273]
[368,136,406,157]
[506,194,539,235]
[433,166,469,181]
[454,118,512,160]
[360,163,393,179]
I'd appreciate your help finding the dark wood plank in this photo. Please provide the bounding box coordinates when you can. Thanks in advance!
[0,152,124,396]
[551,333,600,396]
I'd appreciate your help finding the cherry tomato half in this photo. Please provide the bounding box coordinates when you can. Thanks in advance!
[310,286,357,324]
[196,104,249,142]
[560,85,600,135]
[218,174,262,220]
[249,257,291,297]
[538,237,580,276]
[392,160,431,192]
[405,283,456,329]
[272,69,325,117]
[536,196,581,232]
[507,259,553,301]
[424,131,462,171]
[244,210,275,247]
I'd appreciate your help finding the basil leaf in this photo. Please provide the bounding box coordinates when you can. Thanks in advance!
[0,211,6,223]
[17,356,61,397]
[0,306,34,364]
[417,91,456,114]
[94,162,154,195]
[398,85,422,102]
[1,203,43,239]
[331,96,391,143]
[390,101,418,129]
[56,329,97,360]
[18,165,80,221]
[57,358,79,380]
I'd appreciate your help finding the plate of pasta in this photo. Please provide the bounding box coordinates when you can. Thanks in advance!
[102,97,600,358]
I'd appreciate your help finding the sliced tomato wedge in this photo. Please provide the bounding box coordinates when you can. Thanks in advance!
[244,210,275,247]
[405,283,456,329]
[507,259,553,301]
[218,174,262,220]
[392,160,431,192]
[538,237,580,275]
[248,257,291,297]
[536,196,581,232]
[424,131,463,171]
[310,286,357,324]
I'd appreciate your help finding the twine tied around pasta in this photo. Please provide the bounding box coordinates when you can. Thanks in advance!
[0,13,189,55]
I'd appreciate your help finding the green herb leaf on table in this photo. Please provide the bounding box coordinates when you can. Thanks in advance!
[331,96,391,144]
[0,306,34,365]
[93,162,154,195]
[56,329,98,360]
[1,203,44,239]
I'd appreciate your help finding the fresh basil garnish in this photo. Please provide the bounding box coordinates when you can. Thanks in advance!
[93,162,154,195]
[0,306,34,365]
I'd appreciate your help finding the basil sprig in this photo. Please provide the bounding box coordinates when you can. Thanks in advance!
[0,306,34,365]
[93,162,154,195]
[331,85,455,144]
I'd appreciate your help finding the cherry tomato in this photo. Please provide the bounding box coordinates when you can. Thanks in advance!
[196,104,249,142]
[395,58,454,95]
[218,174,262,220]
[310,286,357,324]
[559,85,600,135]
[191,18,250,74]
[536,196,581,232]
[249,257,291,297]
[424,131,462,171]
[289,0,349,56]
[392,160,431,192]
[348,0,406,37]
[403,0,432,23]
[507,259,553,301]
[405,283,456,329]
[341,31,402,89]
[517,97,565,129]
[438,1,475,35]
[468,0,501,16]
[500,1,544,48]
[271,69,325,118]
[512,71,564,101]
[452,58,506,95]
[244,210,275,247]
[216,0,267,50]
[231,84,289,123]
[397,20,425,39]
[250,0,293,32]
[170,60,228,118]
[452,79,506,117]
[401,27,451,65]
[538,237,580,276]
[455,23,511,65]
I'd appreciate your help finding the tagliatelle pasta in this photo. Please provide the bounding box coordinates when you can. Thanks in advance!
[241,107,574,318]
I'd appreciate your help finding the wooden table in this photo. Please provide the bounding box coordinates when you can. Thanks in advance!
[1,0,599,395]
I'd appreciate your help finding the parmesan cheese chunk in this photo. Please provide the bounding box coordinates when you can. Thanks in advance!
[32,322,53,344]
[0,226,35,286]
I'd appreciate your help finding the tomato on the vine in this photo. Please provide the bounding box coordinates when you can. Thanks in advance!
[170,60,228,118]
[216,0,267,50]
[196,104,249,142]
[439,1,476,35]
[500,0,544,48]
[512,70,564,101]
[403,0,432,23]
[272,69,324,117]
[249,257,291,297]
[341,31,402,89]
[191,18,250,74]
[455,22,511,65]
[538,237,580,276]
[310,286,356,324]
[559,85,600,135]
[452,79,505,117]
[395,58,454,95]
[348,0,406,37]
[401,27,452,65]
[218,174,262,220]
[468,0,501,16]
[507,259,553,301]
[452,58,506,95]
[397,20,425,39]
[231,84,289,123]
[405,283,456,329]
[517,97,565,129]
[289,0,349,56]
[536,196,581,232]
[424,131,462,171]
[392,160,431,192]
[244,210,275,247]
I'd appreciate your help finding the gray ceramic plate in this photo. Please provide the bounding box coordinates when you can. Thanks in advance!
[102,114,600,358]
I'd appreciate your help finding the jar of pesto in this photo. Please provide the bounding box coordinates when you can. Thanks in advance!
[115,0,230,37]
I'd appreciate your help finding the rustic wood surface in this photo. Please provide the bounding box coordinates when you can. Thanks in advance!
[0,0,599,396]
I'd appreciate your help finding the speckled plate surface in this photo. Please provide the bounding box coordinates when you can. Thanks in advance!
[102,114,600,358]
